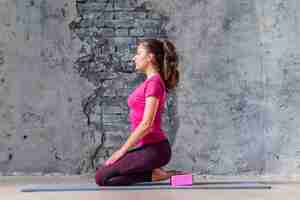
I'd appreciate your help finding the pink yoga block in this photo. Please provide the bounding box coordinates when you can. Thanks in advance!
[170,174,193,186]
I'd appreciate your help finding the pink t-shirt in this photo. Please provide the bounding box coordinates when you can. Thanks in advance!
[127,74,167,147]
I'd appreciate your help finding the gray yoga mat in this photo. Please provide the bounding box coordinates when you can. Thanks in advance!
[18,181,271,192]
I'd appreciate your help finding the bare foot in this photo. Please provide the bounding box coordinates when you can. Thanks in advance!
[151,168,186,182]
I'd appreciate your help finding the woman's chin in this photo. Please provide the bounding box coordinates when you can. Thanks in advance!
[135,67,143,72]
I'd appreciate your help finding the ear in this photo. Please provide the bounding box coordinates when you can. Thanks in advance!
[148,53,155,63]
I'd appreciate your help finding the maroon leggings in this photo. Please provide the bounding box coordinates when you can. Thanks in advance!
[95,139,171,186]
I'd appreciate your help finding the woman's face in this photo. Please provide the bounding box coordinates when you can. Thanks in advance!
[132,44,151,72]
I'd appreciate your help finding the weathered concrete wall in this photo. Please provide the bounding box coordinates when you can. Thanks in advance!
[0,0,93,174]
[256,0,300,175]
[159,0,300,175]
[0,0,300,176]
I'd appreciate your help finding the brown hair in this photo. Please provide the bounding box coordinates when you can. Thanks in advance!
[138,38,180,91]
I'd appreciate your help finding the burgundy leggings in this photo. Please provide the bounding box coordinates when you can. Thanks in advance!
[95,139,171,186]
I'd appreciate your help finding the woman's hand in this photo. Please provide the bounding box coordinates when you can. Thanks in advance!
[105,149,127,166]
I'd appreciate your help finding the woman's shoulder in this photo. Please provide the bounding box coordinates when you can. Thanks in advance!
[144,74,166,92]
[145,74,164,85]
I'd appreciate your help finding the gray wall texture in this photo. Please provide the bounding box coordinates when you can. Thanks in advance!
[0,0,299,176]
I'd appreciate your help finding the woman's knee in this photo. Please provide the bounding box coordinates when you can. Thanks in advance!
[95,167,119,186]
[95,168,110,186]
[95,170,105,186]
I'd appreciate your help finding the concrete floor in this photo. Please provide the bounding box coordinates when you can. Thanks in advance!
[1,175,300,200]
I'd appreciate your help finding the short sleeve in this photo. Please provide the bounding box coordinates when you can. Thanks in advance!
[144,79,164,98]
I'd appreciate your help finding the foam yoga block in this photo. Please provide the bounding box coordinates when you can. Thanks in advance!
[171,174,193,186]
[170,171,201,186]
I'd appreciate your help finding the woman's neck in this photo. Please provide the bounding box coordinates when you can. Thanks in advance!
[145,67,159,79]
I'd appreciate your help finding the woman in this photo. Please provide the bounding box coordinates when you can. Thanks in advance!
[95,38,182,186]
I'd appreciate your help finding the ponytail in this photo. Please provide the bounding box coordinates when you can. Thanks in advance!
[161,40,180,90]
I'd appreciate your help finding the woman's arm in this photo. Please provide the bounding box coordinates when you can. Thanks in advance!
[119,96,160,153]
[104,96,160,166]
